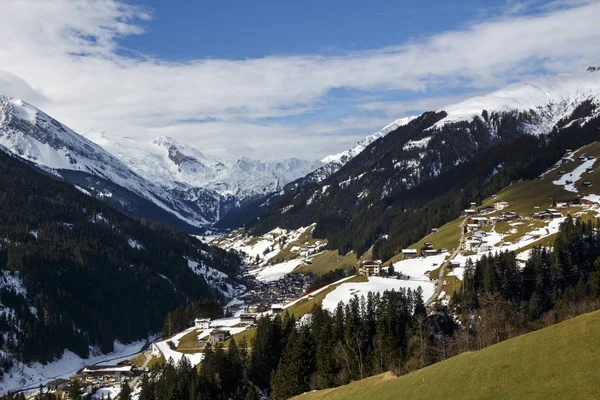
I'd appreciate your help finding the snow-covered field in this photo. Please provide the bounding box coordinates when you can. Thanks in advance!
[252,259,304,282]
[322,276,435,311]
[392,253,447,281]
[93,386,121,399]
[553,158,596,192]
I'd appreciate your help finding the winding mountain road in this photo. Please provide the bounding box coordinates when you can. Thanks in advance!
[425,217,468,306]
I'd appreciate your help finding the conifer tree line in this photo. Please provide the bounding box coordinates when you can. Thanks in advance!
[454,216,600,331]
[140,287,453,400]
[136,216,600,399]
[162,299,224,338]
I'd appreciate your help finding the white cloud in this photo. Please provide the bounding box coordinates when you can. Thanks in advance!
[0,0,599,161]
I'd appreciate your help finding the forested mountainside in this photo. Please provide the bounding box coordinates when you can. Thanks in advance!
[0,149,241,377]
[248,100,600,259]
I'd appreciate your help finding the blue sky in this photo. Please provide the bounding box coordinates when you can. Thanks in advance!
[0,0,598,161]
[122,0,509,60]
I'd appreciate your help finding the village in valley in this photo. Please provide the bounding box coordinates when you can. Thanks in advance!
[23,145,600,399]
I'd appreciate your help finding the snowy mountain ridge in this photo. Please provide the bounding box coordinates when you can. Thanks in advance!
[82,130,325,201]
[2,68,600,231]
[435,69,600,131]
[322,116,417,165]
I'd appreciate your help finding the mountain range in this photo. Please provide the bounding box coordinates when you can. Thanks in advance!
[1,65,600,393]
[248,68,600,257]
[2,69,600,237]
[0,94,418,233]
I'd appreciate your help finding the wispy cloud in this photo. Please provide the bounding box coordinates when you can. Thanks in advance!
[0,0,599,161]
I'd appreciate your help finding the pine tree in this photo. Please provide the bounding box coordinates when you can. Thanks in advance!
[67,379,81,400]
[138,373,153,400]
[270,325,316,400]
[118,381,132,400]
[245,386,259,400]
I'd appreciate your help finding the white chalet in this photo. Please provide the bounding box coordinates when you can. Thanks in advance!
[195,318,211,330]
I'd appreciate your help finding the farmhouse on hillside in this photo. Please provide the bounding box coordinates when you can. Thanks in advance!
[240,313,257,326]
[271,304,284,315]
[195,318,211,330]
[208,330,228,345]
[401,249,418,259]
[359,260,382,276]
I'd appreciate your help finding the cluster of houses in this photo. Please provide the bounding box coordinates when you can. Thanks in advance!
[238,272,314,310]
[464,201,512,217]
[44,361,139,398]
[298,242,327,260]
[401,242,445,260]
[532,208,564,219]
[463,229,494,253]
[555,198,593,208]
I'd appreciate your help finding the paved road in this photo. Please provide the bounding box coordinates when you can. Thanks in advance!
[129,351,152,388]
[425,217,468,306]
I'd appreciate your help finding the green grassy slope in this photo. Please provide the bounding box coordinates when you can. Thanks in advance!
[293,310,600,400]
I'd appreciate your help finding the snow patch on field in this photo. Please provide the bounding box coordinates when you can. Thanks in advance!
[322,276,434,311]
[93,387,121,399]
[392,253,447,282]
[251,259,303,282]
[553,158,596,192]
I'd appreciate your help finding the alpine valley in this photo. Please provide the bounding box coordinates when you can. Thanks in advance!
[3,65,600,399]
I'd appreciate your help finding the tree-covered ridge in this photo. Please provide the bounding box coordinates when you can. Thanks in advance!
[0,149,241,373]
[248,102,600,259]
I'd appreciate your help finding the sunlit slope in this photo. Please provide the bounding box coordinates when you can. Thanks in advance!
[293,310,600,400]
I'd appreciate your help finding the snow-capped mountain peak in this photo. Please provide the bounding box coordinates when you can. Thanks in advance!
[0,95,220,229]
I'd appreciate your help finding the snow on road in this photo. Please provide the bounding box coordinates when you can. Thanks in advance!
[152,314,255,368]
[154,327,205,367]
